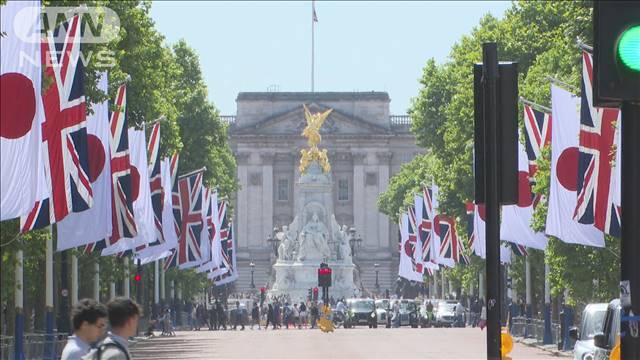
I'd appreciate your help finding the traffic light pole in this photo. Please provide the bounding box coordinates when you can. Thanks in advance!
[621,102,640,359]
[482,42,503,360]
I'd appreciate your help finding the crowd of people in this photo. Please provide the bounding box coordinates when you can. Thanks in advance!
[60,297,141,360]
[183,294,325,331]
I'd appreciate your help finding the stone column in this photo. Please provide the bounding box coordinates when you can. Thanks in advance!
[235,152,250,250]
[352,152,366,242]
[259,153,275,249]
[376,152,392,249]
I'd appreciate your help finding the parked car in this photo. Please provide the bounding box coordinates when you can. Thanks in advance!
[374,299,390,325]
[593,299,621,360]
[570,303,607,360]
[345,298,377,328]
[435,301,457,327]
[392,299,419,327]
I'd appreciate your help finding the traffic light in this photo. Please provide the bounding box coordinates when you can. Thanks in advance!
[313,287,318,301]
[593,1,640,106]
[473,61,519,205]
[318,263,332,287]
[134,260,142,283]
[308,288,312,300]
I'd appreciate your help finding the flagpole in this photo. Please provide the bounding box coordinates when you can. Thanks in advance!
[311,0,315,92]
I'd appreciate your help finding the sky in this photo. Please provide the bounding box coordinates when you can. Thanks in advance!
[150,1,511,115]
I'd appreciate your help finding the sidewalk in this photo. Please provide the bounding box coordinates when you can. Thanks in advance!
[513,336,573,358]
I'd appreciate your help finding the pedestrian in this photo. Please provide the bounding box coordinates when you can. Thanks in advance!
[479,302,487,330]
[310,302,319,329]
[251,303,261,330]
[266,304,276,330]
[274,301,281,329]
[299,302,307,328]
[216,301,227,330]
[61,299,108,360]
[233,301,245,330]
[455,301,465,327]
[84,297,140,360]
[164,308,175,336]
[192,305,198,330]
[208,305,215,330]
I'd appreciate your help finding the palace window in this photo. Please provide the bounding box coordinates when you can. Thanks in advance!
[277,178,289,201]
[338,178,349,201]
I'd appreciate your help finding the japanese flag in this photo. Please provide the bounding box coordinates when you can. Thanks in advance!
[1,0,47,220]
[545,85,603,247]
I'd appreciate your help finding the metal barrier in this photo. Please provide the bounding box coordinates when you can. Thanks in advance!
[511,316,563,347]
[0,333,67,360]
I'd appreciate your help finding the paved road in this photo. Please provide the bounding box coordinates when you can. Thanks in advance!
[130,328,566,359]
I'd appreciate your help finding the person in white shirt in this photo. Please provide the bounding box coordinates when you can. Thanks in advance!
[83,297,140,360]
[61,299,108,360]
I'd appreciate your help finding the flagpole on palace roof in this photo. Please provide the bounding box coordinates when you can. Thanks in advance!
[311,0,317,92]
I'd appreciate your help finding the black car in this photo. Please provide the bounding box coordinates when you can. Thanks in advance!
[345,298,377,328]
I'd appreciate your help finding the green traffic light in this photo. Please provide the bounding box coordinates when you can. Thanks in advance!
[617,25,640,72]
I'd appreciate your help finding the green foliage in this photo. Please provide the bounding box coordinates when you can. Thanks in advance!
[172,41,238,198]
[380,0,618,306]
[0,0,238,319]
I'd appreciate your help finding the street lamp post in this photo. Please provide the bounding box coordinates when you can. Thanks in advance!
[374,263,380,289]
[250,261,255,289]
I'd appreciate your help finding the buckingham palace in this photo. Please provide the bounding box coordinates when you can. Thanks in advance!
[225,91,423,293]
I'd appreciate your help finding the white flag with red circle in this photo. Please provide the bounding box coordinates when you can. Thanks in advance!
[501,137,548,250]
[545,85,603,247]
[0,0,47,220]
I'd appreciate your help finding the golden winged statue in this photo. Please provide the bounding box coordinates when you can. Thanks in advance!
[299,104,333,174]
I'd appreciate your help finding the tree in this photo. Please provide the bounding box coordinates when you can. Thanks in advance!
[380,0,618,307]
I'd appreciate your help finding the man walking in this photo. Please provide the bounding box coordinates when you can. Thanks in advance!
[61,299,108,360]
[251,303,261,330]
[233,301,245,330]
[85,297,141,360]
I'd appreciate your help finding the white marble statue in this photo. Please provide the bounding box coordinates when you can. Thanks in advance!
[338,225,352,263]
[296,213,331,261]
[277,225,296,261]
[330,215,352,263]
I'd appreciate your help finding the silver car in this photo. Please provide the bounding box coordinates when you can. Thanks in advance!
[570,303,607,360]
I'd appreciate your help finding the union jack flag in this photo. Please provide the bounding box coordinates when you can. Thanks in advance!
[436,215,460,267]
[523,104,552,178]
[420,187,436,263]
[465,201,475,250]
[108,84,137,245]
[509,242,528,257]
[163,153,181,270]
[21,15,92,232]
[177,170,204,268]
[406,206,424,274]
[85,84,137,254]
[574,51,621,237]
[214,216,238,285]
[148,122,163,246]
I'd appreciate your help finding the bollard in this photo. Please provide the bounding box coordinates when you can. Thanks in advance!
[543,303,552,345]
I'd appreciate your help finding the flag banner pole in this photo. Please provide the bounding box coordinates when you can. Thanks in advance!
[545,76,580,94]
[518,97,551,113]
[15,248,24,360]
[45,228,55,359]
[178,167,207,179]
